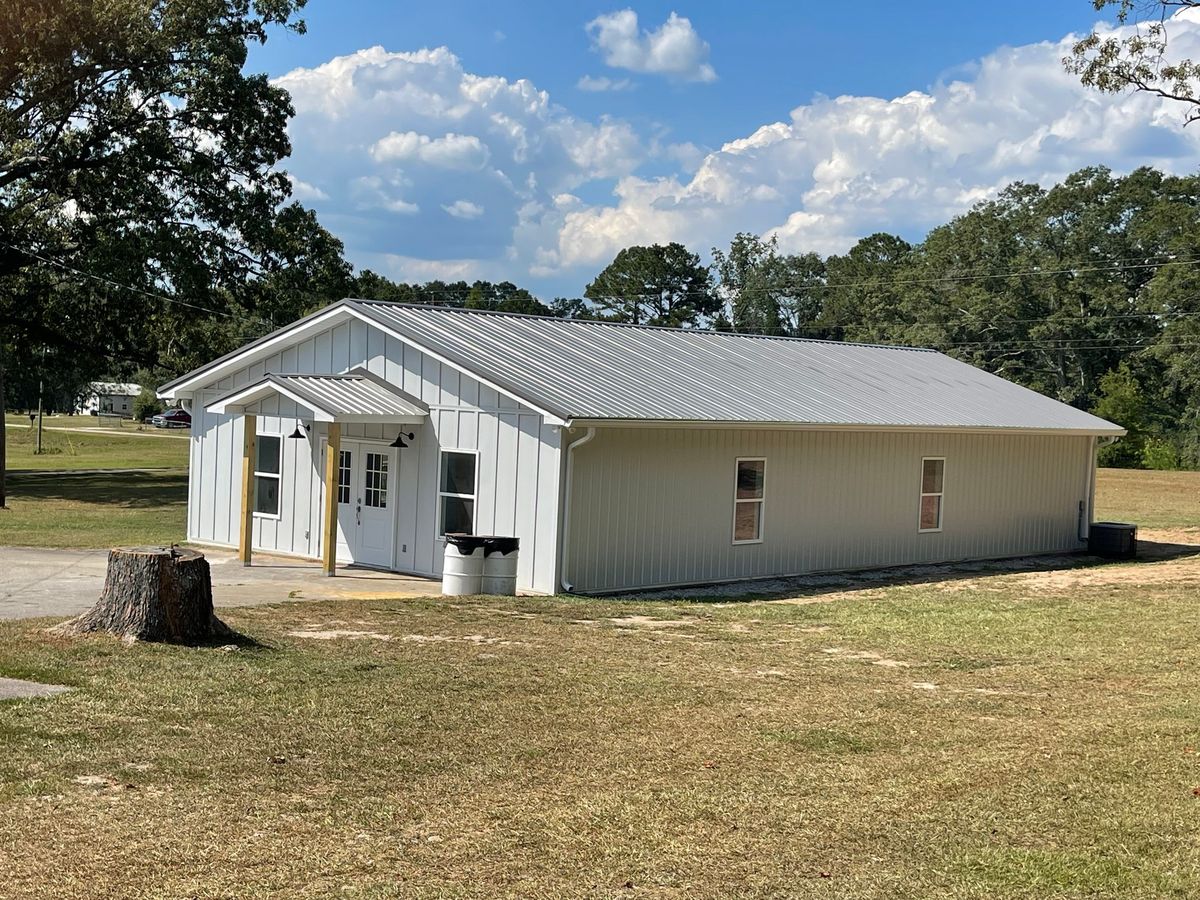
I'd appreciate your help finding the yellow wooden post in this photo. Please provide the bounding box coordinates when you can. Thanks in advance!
[322,422,341,577]
[238,414,257,567]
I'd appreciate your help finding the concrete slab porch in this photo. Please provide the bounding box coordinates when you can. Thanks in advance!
[0,545,440,621]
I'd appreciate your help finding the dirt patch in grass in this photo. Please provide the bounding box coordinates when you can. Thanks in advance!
[288,629,394,641]
[820,646,911,668]
[606,614,695,628]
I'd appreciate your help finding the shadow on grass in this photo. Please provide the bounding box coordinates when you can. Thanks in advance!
[5,470,187,509]
[183,629,270,651]
[614,539,1200,604]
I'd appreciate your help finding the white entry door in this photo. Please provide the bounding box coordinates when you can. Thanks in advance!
[334,440,396,569]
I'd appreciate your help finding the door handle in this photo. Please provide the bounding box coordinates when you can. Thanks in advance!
[356,504,361,526]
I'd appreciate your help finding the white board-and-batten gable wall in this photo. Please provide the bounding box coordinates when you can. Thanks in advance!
[186,316,563,594]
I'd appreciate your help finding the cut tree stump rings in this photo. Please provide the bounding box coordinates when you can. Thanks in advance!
[50,547,237,644]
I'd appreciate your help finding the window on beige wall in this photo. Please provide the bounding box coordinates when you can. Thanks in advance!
[733,458,765,543]
[919,457,944,532]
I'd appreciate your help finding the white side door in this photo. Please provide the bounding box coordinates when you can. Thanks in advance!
[354,446,395,569]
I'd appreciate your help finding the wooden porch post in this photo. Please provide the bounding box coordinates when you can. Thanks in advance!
[238,414,257,567]
[322,422,341,577]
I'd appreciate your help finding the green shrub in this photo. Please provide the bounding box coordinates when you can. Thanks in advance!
[1141,437,1179,470]
[133,388,164,423]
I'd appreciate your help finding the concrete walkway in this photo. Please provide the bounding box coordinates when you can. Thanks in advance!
[0,546,440,621]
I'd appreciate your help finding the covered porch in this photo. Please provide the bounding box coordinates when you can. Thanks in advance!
[206,369,429,576]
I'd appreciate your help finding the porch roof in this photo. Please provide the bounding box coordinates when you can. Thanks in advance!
[205,369,428,424]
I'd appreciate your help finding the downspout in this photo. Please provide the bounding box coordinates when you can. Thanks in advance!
[1082,435,1120,540]
[559,426,597,594]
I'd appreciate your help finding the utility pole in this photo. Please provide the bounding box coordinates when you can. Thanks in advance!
[34,345,44,455]
[35,372,43,455]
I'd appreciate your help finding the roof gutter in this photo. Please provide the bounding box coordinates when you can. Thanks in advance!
[564,418,1126,437]
[558,426,597,595]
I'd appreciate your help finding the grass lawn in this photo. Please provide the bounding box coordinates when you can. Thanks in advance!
[4,419,189,472]
[0,574,1198,897]
[0,470,188,548]
[1094,467,1200,531]
[1,423,189,547]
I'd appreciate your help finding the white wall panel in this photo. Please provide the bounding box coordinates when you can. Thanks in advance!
[185,318,562,592]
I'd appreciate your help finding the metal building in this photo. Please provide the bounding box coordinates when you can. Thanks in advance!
[159,300,1124,594]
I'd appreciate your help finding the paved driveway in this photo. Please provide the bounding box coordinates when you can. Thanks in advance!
[0,546,440,621]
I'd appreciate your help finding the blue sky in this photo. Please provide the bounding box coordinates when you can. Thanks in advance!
[246,2,1200,297]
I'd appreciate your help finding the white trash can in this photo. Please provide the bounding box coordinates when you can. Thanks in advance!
[481,537,520,596]
[442,534,485,595]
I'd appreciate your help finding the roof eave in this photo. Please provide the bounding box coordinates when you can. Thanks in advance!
[564,418,1126,437]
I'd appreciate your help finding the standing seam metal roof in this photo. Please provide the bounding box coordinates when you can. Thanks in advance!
[271,373,428,419]
[206,371,428,420]
[350,300,1122,434]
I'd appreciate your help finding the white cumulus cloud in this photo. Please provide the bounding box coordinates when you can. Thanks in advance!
[370,131,491,170]
[286,174,329,201]
[545,20,1200,270]
[443,199,485,219]
[586,10,717,83]
[273,45,646,283]
[274,19,1200,295]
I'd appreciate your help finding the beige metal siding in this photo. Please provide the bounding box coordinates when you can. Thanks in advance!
[564,427,1093,593]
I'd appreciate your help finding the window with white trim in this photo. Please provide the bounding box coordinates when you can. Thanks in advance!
[919,457,944,532]
[438,450,477,536]
[254,433,282,517]
[733,458,765,543]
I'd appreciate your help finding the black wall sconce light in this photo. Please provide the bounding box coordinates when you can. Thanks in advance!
[390,430,415,449]
[287,421,311,440]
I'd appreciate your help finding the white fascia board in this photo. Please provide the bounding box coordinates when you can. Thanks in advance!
[344,306,570,426]
[326,414,427,425]
[565,418,1127,437]
[158,305,354,400]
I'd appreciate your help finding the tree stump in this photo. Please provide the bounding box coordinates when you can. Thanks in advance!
[51,547,237,643]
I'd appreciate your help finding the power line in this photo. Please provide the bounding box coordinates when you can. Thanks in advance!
[0,240,272,328]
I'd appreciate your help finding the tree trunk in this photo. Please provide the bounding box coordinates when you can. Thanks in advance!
[51,547,237,643]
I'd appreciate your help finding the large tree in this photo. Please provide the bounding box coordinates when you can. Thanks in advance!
[712,233,826,336]
[584,243,718,327]
[0,0,350,507]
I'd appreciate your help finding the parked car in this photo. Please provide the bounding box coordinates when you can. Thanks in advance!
[150,407,191,429]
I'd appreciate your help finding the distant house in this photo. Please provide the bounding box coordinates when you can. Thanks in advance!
[76,382,141,417]
[159,300,1124,594]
